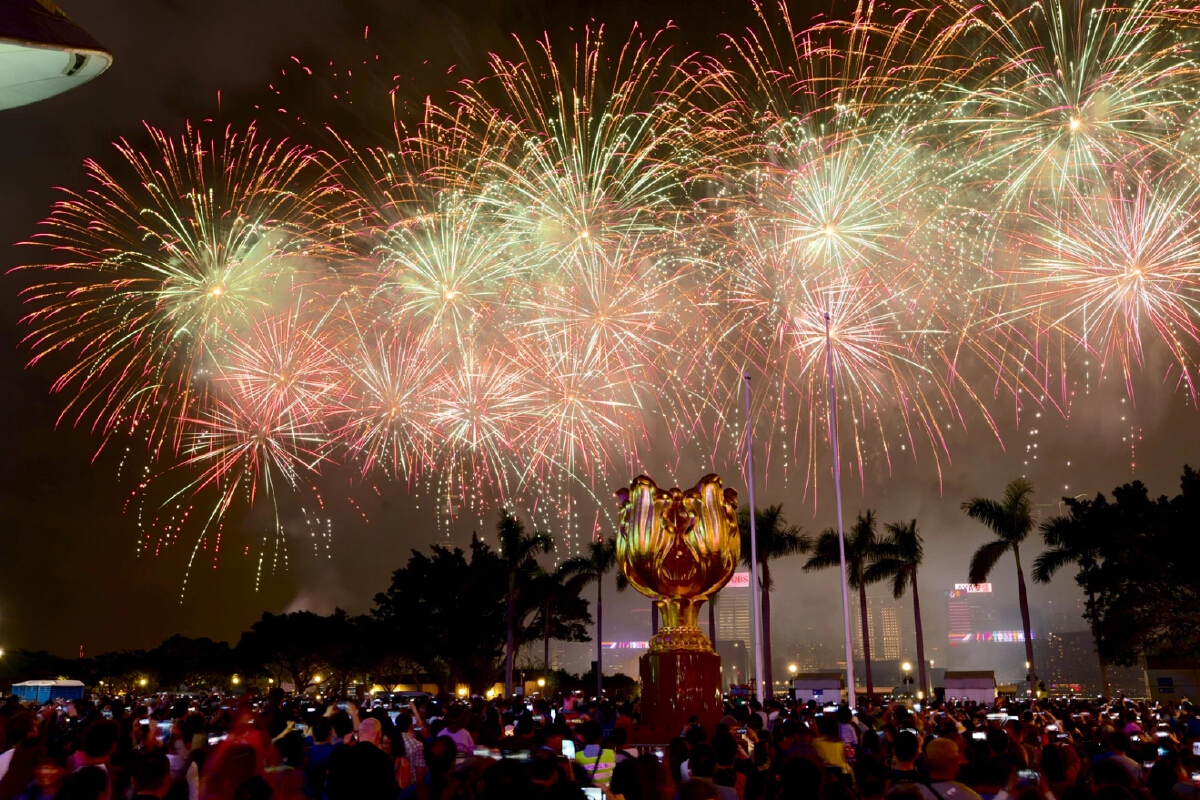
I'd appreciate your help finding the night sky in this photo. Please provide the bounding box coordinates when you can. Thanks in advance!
[1,0,1197,663]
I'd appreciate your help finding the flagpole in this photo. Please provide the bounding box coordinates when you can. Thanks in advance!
[825,311,857,707]
[743,372,765,703]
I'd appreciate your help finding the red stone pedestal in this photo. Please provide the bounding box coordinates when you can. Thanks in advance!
[638,650,722,737]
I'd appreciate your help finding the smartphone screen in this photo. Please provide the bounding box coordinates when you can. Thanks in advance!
[583,789,604,800]
[561,740,576,760]
[973,731,987,740]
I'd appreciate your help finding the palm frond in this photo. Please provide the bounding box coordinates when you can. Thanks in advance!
[961,497,1009,536]
[968,539,1011,584]
[1032,547,1075,584]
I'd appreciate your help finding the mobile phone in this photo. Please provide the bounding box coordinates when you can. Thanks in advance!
[1193,742,1200,757]
[1144,761,1156,771]
[208,733,227,745]
[139,719,150,726]
[583,789,604,800]
[973,731,987,741]
[102,709,112,719]
[387,711,400,723]
[1156,731,1170,738]
[294,723,307,735]
[1046,724,1058,731]
[1158,746,1169,757]
[306,707,316,714]
[654,748,664,761]
[1190,771,1200,783]
[336,702,348,711]
[561,740,576,759]
[1131,735,1142,742]
[902,728,918,735]
[1017,769,1040,787]
[1056,733,1069,741]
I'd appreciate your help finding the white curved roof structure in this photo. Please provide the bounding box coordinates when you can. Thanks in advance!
[0,0,111,110]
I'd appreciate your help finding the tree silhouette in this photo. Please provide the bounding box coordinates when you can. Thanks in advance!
[531,564,594,677]
[805,511,882,701]
[738,505,809,695]
[495,510,554,697]
[561,537,626,698]
[962,478,1039,690]
[866,519,928,696]
[1035,505,1111,696]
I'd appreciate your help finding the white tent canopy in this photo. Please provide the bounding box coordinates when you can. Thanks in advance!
[0,0,111,110]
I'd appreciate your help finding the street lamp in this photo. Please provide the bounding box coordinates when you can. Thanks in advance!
[537,678,545,688]
[900,662,914,704]
[139,678,148,687]
[457,687,468,698]
[231,676,240,686]
[314,675,323,685]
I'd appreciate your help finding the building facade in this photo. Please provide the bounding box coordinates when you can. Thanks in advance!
[852,592,904,661]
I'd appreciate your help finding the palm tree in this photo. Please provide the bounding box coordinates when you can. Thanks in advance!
[496,510,554,698]
[962,478,1039,692]
[804,511,882,701]
[1035,508,1111,697]
[866,520,929,697]
[533,564,593,678]
[562,537,627,698]
[738,505,809,696]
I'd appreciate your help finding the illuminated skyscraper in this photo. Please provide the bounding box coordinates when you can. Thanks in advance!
[715,584,751,647]
[852,593,904,661]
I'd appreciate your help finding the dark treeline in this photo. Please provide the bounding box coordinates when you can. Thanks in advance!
[1,522,594,697]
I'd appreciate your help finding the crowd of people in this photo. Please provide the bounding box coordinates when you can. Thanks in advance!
[0,687,1197,800]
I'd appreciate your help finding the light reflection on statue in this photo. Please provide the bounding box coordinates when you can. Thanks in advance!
[615,474,740,653]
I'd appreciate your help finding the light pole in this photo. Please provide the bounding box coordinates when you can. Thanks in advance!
[824,311,857,706]
[743,372,765,703]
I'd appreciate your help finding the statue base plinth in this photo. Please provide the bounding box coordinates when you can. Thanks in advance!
[639,649,722,735]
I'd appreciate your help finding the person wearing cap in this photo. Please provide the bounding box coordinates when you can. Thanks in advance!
[918,738,982,800]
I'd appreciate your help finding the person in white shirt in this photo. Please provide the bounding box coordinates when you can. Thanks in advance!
[437,706,475,762]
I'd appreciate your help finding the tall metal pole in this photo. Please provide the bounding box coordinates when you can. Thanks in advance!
[743,373,766,703]
[825,312,857,707]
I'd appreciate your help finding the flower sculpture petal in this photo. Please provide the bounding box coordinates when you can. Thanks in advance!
[615,473,739,653]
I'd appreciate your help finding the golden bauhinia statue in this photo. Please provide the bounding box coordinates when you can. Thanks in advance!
[615,473,740,653]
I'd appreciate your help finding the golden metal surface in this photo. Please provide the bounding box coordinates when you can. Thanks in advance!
[615,474,740,654]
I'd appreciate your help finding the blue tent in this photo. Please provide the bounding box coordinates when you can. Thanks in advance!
[12,680,85,703]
